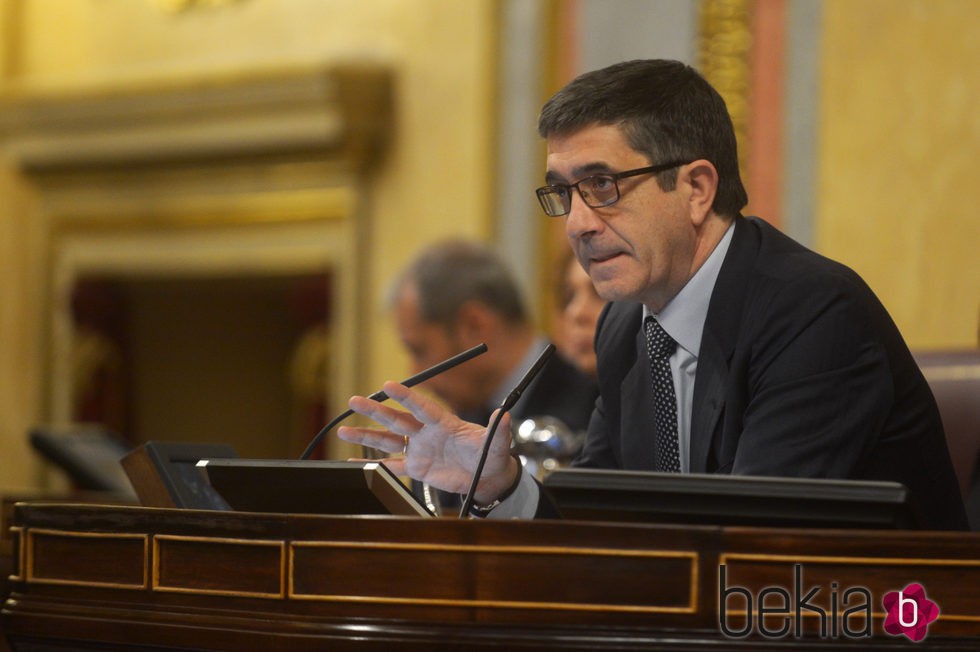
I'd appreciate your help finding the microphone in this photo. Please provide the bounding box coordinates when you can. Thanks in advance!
[299,342,488,460]
[458,343,556,517]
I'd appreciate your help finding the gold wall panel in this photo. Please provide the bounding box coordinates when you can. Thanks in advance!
[817,0,980,348]
[698,0,753,188]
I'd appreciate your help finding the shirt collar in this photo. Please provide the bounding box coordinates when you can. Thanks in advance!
[643,220,735,358]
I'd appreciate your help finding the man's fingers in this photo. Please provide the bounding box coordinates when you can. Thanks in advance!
[347,394,422,433]
[379,382,448,426]
[337,425,405,454]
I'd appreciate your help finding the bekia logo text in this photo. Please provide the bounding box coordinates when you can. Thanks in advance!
[719,565,940,641]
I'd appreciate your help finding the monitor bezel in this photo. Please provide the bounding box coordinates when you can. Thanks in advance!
[541,468,913,529]
[198,458,435,517]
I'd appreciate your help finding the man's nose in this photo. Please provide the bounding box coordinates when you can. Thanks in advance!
[565,191,603,240]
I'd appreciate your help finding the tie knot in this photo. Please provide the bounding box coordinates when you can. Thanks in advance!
[644,317,676,359]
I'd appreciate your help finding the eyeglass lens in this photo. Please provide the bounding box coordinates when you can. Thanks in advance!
[537,175,619,217]
[536,161,691,217]
[537,187,570,216]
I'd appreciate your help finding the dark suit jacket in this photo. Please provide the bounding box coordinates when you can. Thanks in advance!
[573,216,967,530]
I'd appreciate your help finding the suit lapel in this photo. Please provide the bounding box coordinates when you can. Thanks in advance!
[690,329,726,472]
[690,218,760,472]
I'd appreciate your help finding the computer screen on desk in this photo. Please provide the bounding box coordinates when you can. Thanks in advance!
[199,459,435,517]
[542,469,913,529]
[30,426,137,496]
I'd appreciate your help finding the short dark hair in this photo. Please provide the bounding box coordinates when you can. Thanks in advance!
[396,239,527,326]
[538,59,748,217]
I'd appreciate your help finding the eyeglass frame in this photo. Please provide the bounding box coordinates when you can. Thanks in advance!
[535,160,690,217]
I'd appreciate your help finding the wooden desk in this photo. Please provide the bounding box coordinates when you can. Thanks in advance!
[1,493,135,652]
[3,503,979,650]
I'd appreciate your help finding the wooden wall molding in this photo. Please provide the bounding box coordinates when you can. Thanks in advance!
[0,64,391,174]
[0,64,392,459]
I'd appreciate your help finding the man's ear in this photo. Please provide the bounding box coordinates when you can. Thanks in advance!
[453,300,494,344]
[681,159,719,226]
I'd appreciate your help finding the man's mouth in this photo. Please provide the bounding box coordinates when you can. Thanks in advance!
[589,251,622,265]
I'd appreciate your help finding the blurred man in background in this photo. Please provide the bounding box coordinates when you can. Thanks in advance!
[389,239,597,509]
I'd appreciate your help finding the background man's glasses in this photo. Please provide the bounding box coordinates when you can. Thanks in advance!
[535,161,688,217]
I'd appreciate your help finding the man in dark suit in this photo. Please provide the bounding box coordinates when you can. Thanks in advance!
[579,217,965,529]
[339,60,966,529]
[388,239,597,512]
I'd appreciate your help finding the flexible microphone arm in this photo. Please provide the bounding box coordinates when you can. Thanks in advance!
[458,344,556,517]
[299,343,488,460]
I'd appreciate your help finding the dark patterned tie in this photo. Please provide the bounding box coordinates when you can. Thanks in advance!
[644,316,681,473]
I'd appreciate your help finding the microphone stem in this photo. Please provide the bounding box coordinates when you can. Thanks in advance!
[299,409,354,460]
[297,343,488,461]
[458,407,507,517]
[457,344,555,518]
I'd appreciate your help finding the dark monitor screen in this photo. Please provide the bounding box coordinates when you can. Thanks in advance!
[30,426,137,496]
[165,456,234,511]
[542,469,913,529]
[199,459,434,517]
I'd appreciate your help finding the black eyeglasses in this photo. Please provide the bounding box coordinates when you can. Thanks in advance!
[535,161,689,217]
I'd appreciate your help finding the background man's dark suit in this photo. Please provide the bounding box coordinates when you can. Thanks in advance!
[576,216,967,530]
[504,349,598,431]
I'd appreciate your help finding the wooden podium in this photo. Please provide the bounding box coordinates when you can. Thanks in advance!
[3,502,979,650]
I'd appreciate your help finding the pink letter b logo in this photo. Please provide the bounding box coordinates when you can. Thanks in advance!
[897,591,918,627]
[883,583,939,642]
